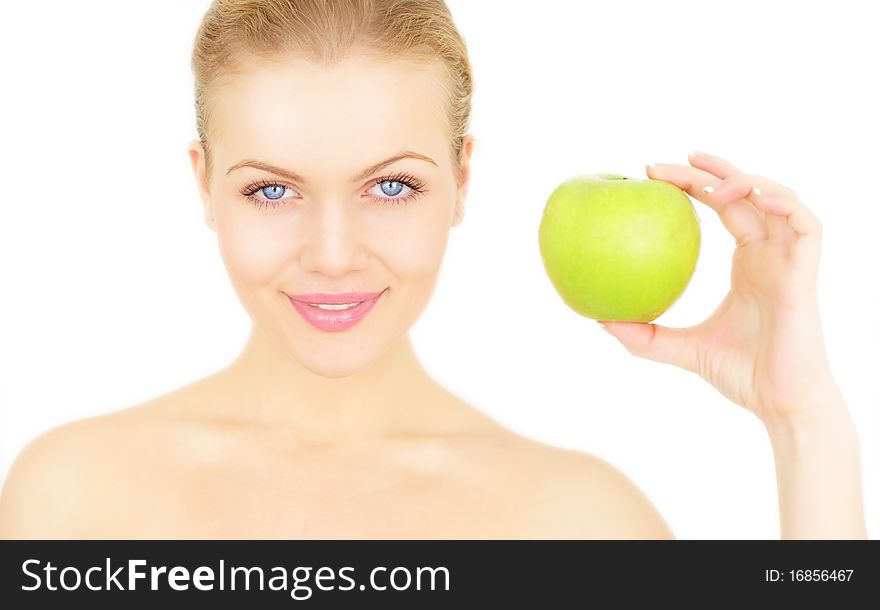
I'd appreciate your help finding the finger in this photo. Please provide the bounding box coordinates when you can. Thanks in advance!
[691,151,800,248]
[704,174,817,253]
[687,151,818,269]
[688,151,797,199]
[766,213,793,250]
[646,163,767,248]
[689,150,799,242]
[748,188,821,237]
[749,188,823,272]
[598,320,700,374]
[690,151,799,201]
[701,173,769,247]
[688,150,797,227]
[687,150,743,180]
[739,176,798,250]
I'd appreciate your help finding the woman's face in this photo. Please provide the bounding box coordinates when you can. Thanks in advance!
[189,51,472,378]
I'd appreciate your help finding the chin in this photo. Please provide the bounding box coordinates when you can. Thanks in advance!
[288,333,389,379]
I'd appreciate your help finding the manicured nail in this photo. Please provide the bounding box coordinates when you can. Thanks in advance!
[703,185,715,193]
[752,186,762,195]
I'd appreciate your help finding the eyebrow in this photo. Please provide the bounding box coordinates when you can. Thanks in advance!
[225,150,438,183]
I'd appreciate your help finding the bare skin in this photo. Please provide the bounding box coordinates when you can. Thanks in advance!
[0,335,670,539]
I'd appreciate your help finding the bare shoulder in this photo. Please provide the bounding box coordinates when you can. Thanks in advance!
[533,443,674,539]
[460,427,675,540]
[0,415,118,538]
[0,399,189,539]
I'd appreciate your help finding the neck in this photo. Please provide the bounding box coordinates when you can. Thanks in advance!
[221,322,444,444]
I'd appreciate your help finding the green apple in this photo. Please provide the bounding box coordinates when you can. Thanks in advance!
[538,173,701,323]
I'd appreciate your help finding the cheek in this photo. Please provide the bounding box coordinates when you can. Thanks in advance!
[372,200,452,287]
[215,208,287,292]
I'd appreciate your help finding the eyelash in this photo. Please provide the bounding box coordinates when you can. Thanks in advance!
[240,172,428,210]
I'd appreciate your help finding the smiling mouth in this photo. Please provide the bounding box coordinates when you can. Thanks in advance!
[285,288,388,332]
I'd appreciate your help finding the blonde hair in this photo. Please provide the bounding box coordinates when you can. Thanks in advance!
[191,0,473,179]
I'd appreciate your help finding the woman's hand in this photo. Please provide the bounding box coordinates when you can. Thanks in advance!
[597,150,847,430]
[599,150,867,540]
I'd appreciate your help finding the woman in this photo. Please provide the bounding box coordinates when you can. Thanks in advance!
[0,0,866,539]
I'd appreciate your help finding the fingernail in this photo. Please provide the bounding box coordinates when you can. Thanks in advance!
[646,162,656,168]
[752,186,762,195]
[688,150,703,158]
[702,185,715,193]
[597,322,611,333]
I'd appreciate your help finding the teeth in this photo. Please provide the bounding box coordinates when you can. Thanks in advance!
[309,302,362,310]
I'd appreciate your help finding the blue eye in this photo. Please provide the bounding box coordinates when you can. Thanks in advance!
[379,180,404,197]
[367,172,427,206]
[261,185,287,200]
[241,179,297,209]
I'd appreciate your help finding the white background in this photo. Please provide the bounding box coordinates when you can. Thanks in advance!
[1,1,877,539]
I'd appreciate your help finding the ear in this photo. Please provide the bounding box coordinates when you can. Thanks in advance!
[188,138,216,231]
[452,134,475,227]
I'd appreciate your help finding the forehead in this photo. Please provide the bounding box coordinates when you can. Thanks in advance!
[209,53,450,167]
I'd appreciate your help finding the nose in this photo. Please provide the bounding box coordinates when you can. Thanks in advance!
[299,201,369,275]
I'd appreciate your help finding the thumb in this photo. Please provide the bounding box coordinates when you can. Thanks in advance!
[597,320,700,373]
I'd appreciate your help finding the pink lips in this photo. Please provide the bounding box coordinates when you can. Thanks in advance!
[286,288,388,332]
